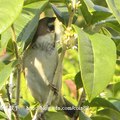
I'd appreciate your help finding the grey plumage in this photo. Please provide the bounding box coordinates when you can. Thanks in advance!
[23,17,61,104]
[23,17,76,118]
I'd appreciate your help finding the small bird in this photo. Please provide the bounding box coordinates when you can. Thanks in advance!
[23,17,76,118]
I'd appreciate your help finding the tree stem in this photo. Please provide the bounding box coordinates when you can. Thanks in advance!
[68,0,76,27]
[46,46,66,105]
[11,25,21,120]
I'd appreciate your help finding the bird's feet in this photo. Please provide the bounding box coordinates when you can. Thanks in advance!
[49,83,58,95]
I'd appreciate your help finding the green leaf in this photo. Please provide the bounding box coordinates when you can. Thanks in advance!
[45,111,68,120]
[91,116,111,120]
[24,0,65,5]
[50,0,65,3]
[51,4,65,24]
[21,73,35,104]
[73,25,116,101]
[79,111,92,120]
[88,97,119,111]
[22,112,32,120]
[0,0,24,34]
[81,0,111,24]
[93,18,120,34]
[80,0,92,24]
[83,0,94,12]
[0,29,11,51]
[97,108,120,120]
[51,4,69,26]
[75,72,83,89]
[0,111,7,119]
[0,61,17,90]
[106,0,120,24]
[63,49,79,75]
[0,62,5,70]
[14,0,49,51]
[91,11,111,24]
[83,0,110,13]
[24,0,39,5]
[113,82,120,96]
[106,22,120,34]
[51,4,77,26]
[109,99,120,111]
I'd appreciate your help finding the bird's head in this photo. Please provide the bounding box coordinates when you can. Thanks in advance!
[31,17,56,50]
[35,17,56,36]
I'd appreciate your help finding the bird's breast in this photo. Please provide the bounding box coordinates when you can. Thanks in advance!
[23,34,59,103]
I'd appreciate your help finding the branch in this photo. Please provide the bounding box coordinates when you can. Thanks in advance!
[68,0,76,27]
[6,84,12,105]
[11,25,21,120]
[32,46,66,120]
[45,45,66,105]
[11,25,21,106]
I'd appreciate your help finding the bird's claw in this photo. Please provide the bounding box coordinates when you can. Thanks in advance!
[49,83,58,95]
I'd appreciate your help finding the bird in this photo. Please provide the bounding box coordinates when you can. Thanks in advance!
[23,17,76,119]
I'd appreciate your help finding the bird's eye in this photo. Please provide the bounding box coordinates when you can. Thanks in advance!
[48,22,54,32]
[47,17,56,32]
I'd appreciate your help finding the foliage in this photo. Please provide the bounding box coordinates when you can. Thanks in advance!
[0,0,120,120]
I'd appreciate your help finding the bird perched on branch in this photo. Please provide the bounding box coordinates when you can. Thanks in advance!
[23,17,76,119]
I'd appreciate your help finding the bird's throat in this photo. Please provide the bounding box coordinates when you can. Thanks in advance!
[32,33,55,52]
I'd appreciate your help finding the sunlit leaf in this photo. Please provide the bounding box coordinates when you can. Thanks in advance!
[83,0,110,13]
[109,99,120,111]
[0,61,17,90]
[0,29,11,51]
[24,0,39,5]
[74,25,116,101]
[21,73,35,104]
[14,0,49,51]
[106,0,120,24]
[0,111,7,119]
[97,108,120,120]
[0,0,24,34]
[87,97,119,111]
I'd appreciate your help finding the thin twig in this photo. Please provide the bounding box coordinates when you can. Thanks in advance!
[15,68,21,105]
[32,46,66,120]
[11,25,21,120]
[45,46,66,105]
[6,84,12,106]
[11,25,21,106]
[68,0,76,27]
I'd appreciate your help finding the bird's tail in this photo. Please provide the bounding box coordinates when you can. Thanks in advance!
[58,96,77,118]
